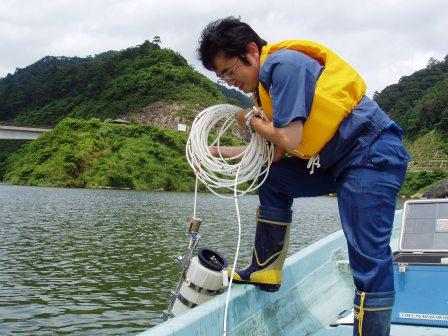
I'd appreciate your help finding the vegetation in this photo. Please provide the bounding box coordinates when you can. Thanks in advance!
[372,55,448,196]
[374,56,448,142]
[401,170,448,197]
[0,41,250,125]
[5,118,196,190]
[0,41,250,185]
[0,140,30,180]
[217,84,252,108]
[4,118,244,190]
[404,130,448,172]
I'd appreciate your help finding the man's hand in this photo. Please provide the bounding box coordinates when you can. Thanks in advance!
[236,109,303,151]
[210,145,284,163]
[235,108,252,130]
[273,146,286,163]
[209,146,247,158]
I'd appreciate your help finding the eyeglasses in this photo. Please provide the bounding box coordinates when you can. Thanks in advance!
[218,57,240,81]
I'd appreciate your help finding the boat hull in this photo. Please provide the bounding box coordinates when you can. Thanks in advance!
[137,211,448,336]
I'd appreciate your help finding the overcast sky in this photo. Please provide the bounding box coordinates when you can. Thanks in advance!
[1,0,447,96]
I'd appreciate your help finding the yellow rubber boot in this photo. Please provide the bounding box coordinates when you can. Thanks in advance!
[229,206,291,292]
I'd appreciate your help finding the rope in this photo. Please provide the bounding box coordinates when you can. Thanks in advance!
[186,104,274,198]
[306,154,321,175]
[185,104,274,336]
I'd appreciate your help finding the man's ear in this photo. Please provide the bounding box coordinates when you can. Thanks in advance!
[245,42,260,66]
[246,42,259,58]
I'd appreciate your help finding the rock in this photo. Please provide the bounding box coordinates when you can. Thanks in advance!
[423,179,448,198]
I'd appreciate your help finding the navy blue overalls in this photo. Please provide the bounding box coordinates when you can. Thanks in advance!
[256,49,410,335]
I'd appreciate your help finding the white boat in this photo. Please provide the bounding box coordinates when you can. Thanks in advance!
[137,208,448,336]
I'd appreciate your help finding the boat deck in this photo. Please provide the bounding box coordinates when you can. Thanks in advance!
[321,310,448,336]
[314,324,448,336]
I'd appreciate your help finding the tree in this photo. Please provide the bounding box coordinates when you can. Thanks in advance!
[152,35,162,46]
[426,57,440,69]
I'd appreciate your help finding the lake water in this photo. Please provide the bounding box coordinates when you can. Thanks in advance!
[0,184,402,335]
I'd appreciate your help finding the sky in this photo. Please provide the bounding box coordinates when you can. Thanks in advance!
[1,0,447,96]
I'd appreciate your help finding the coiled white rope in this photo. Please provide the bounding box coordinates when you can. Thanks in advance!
[185,104,274,336]
[186,104,274,198]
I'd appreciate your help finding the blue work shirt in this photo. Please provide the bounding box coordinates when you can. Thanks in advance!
[258,49,403,178]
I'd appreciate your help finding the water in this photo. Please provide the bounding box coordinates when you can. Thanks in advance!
[0,184,400,335]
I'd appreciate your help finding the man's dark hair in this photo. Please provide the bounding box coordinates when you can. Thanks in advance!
[197,16,267,71]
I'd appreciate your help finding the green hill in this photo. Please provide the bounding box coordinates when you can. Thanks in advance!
[4,118,242,190]
[405,130,448,172]
[0,41,250,126]
[374,56,448,196]
[0,41,250,185]
[0,139,29,180]
[5,118,194,190]
[374,56,448,141]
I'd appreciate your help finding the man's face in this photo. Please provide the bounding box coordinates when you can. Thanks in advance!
[212,44,260,94]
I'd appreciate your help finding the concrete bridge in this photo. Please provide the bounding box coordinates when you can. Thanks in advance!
[0,124,53,140]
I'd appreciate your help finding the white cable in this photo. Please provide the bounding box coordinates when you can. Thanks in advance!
[186,104,274,198]
[306,154,321,175]
[193,177,198,218]
[185,104,274,336]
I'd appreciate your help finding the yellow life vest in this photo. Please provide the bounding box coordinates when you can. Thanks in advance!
[256,40,366,159]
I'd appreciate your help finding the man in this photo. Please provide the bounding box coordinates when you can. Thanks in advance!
[198,17,409,336]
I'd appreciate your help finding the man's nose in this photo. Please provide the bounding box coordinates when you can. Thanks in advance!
[226,78,236,86]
